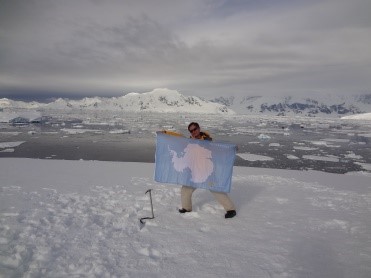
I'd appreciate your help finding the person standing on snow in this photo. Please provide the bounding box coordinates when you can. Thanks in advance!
[178,122,237,219]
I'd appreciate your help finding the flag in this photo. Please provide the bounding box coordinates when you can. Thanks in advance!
[154,132,237,193]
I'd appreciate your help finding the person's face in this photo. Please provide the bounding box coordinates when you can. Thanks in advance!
[189,125,200,138]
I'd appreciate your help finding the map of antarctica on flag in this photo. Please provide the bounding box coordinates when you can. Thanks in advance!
[154,132,237,193]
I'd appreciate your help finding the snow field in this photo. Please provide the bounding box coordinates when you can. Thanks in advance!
[1,158,371,277]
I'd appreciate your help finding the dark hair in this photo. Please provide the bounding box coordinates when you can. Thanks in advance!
[188,122,200,131]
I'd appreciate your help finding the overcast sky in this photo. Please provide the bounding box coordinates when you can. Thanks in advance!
[1,0,371,100]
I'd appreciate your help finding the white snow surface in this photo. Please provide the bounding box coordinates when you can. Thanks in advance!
[1,158,370,277]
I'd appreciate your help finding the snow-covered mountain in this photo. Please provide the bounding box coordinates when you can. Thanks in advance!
[2,89,371,117]
[210,94,371,117]
[0,89,233,115]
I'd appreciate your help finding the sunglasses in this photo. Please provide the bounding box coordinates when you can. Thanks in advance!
[189,127,199,133]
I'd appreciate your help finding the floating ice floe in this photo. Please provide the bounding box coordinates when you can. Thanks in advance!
[269,143,280,147]
[310,141,329,146]
[237,153,274,161]
[0,148,15,153]
[357,133,371,138]
[0,141,25,148]
[354,162,371,171]
[72,124,84,128]
[61,128,102,134]
[109,129,130,134]
[286,154,299,160]
[0,132,22,136]
[309,141,341,148]
[293,146,318,151]
[302,155,340,162]
[322,138,350,143]
[344,152,363,160]
[258,134,271,141]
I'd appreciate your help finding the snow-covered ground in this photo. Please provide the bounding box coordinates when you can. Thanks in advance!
[1,158,370,277]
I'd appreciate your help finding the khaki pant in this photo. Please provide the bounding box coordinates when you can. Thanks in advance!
[181,186,235,212]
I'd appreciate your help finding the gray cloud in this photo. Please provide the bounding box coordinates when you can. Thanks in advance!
[0,0,370,99]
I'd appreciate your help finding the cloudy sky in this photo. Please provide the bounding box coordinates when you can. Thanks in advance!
[1,0,371,100]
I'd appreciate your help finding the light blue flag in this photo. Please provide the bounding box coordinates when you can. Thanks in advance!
[154,132,237,193]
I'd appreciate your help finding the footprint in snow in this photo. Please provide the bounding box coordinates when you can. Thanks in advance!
[137,246,161,259]
[183,212,200,218]
[199,226,210,232]
[201,204,219,214]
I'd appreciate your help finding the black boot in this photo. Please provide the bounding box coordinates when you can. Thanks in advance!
[225,210,236,218]
[179,208,191,213]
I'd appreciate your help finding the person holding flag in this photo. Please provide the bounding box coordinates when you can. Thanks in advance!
[178,122,237,219]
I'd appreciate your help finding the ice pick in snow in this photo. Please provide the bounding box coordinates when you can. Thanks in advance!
[139,189,155,227]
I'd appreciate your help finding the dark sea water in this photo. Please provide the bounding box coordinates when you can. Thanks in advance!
[1,111,370,174]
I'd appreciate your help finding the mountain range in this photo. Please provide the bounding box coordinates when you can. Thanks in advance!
[1,88,371,117]
[0,89,232,115]
[209,94,371,117]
